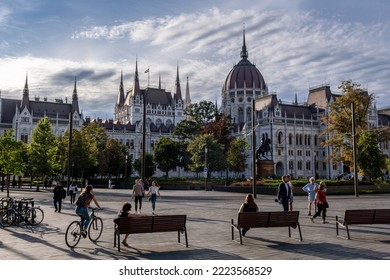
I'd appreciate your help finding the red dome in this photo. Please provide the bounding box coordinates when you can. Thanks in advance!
[222,29,267,92]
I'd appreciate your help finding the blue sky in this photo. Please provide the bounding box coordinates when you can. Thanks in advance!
[1,0,390,119]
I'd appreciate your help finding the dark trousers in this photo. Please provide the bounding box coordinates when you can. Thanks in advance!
[54,199,62,212]
[70,191,76,204]
[135,195,143,211]
[281,197,289,211]
[313,203,326,220]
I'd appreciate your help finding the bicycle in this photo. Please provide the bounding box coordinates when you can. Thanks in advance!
[65,207,103,248]
[0,198,44,227]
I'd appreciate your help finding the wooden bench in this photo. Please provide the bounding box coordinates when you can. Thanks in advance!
[231,211,302,244]
[114,214,188,251]
[336,209,390,239]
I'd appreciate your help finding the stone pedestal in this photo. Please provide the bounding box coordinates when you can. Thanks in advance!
[256,160,274,178]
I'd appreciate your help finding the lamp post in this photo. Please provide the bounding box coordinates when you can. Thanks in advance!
[351,102,359,197]
[252,99,257,198]
[204,147,208,191]
[141,90,147,181]
[125,154,128,185]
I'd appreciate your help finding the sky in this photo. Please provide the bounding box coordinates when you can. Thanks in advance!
[1,0,390,119]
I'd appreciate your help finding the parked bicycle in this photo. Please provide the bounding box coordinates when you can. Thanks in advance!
[65,207,103,248]
[0,198,44,227]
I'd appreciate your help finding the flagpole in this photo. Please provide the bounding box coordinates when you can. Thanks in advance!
[147,66,150,87]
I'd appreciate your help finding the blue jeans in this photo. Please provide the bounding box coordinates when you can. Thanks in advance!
[75,206,90,230]
[150,194,157,211]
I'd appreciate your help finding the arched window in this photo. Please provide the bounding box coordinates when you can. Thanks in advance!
[156,119,162,128]
[314,135,318,146]
[288,133,293,145]
[278,131,283,144]
[166,119,173,128]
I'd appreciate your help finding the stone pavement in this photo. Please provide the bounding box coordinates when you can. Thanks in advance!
[1,188,390,260]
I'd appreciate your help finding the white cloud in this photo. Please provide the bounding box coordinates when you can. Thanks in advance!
[2,4,390,120]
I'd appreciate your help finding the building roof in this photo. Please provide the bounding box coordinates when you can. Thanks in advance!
[1,98,20,123]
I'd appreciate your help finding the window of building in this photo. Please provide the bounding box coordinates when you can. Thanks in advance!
[297,161,302,170]
[314,135,318,146]
[277,131,283,144]
[156,119,162,128]
[288,133,293,145]
[306,150,310,157]
[306,161,311,170]
[289,160,294,170]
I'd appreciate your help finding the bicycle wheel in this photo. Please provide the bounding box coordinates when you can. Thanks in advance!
[25,207,44,225]
[0,209,16,227]
[88,217,103,242]
[65,221,82,248]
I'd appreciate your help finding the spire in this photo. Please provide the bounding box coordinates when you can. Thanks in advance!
[240,23,248,60]
[117,71,125,106]
[174,63,182,101]
[185,76,191,108]
[21,74,30,111]
[158,73,162,89]
[294,92,298,105]
[132,58,141,96]
[72,77,80,114]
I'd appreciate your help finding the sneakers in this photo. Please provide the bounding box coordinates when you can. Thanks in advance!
[122,240,129,247]
[308,212,311,216]
[322,220,328,224]
[81,230,87,238]
[310,217,314,223]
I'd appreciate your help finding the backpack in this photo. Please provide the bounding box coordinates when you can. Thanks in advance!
[76,193,89,207]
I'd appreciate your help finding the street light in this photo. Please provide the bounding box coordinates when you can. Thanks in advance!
[204,147,208,191]
[125,154,128,185]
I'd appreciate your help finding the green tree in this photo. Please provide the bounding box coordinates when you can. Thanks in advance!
[357,131,386,180]
[99,139,127,178]
[0,130,28,196]
[227,137,249,176]
[28,117,60,191]
[154,137,179,177]
[187,134,226,175]
[134,153,156,179]
[184,100,217,126]
[321,80,375,170]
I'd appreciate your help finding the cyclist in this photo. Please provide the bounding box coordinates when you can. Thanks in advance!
[75,185,102,237]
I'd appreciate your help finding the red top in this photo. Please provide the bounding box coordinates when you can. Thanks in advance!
[315,189,327,205]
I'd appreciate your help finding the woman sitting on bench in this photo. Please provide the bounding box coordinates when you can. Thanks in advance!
[238,194,259,236]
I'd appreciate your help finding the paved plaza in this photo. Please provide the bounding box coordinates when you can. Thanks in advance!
[1,187,390,260]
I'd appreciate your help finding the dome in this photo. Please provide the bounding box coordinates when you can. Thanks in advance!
[222,30,267,92]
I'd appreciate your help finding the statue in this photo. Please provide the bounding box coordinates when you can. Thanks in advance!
[256,136,272,161]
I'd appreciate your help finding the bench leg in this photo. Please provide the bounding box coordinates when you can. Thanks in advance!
[288,226,291,238]
[346,224,351,240]
[231,219,234,240]
[184,228,189,248]
[297,223,303,242]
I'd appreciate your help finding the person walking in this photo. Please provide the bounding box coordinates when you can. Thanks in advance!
[302,177,318,216]
[68,181,78,204]
[238,194,259,236]
[132,179,145,213]
[53,183,66,213]
[286,175,294,211]
[146,180,161,214]
[277,175,291,211]
[75,185,102,237]
[311,181,328,224]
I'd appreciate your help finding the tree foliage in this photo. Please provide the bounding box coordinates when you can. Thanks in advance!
[187,134,226,174]
[133,153,156,179]
[0,130,27,177]
[357,131,386,180]
[154,137,179,177]
[99,139,127,178]
[227,137,249,175]
[321,80,375,167]
[28,117,60,180]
